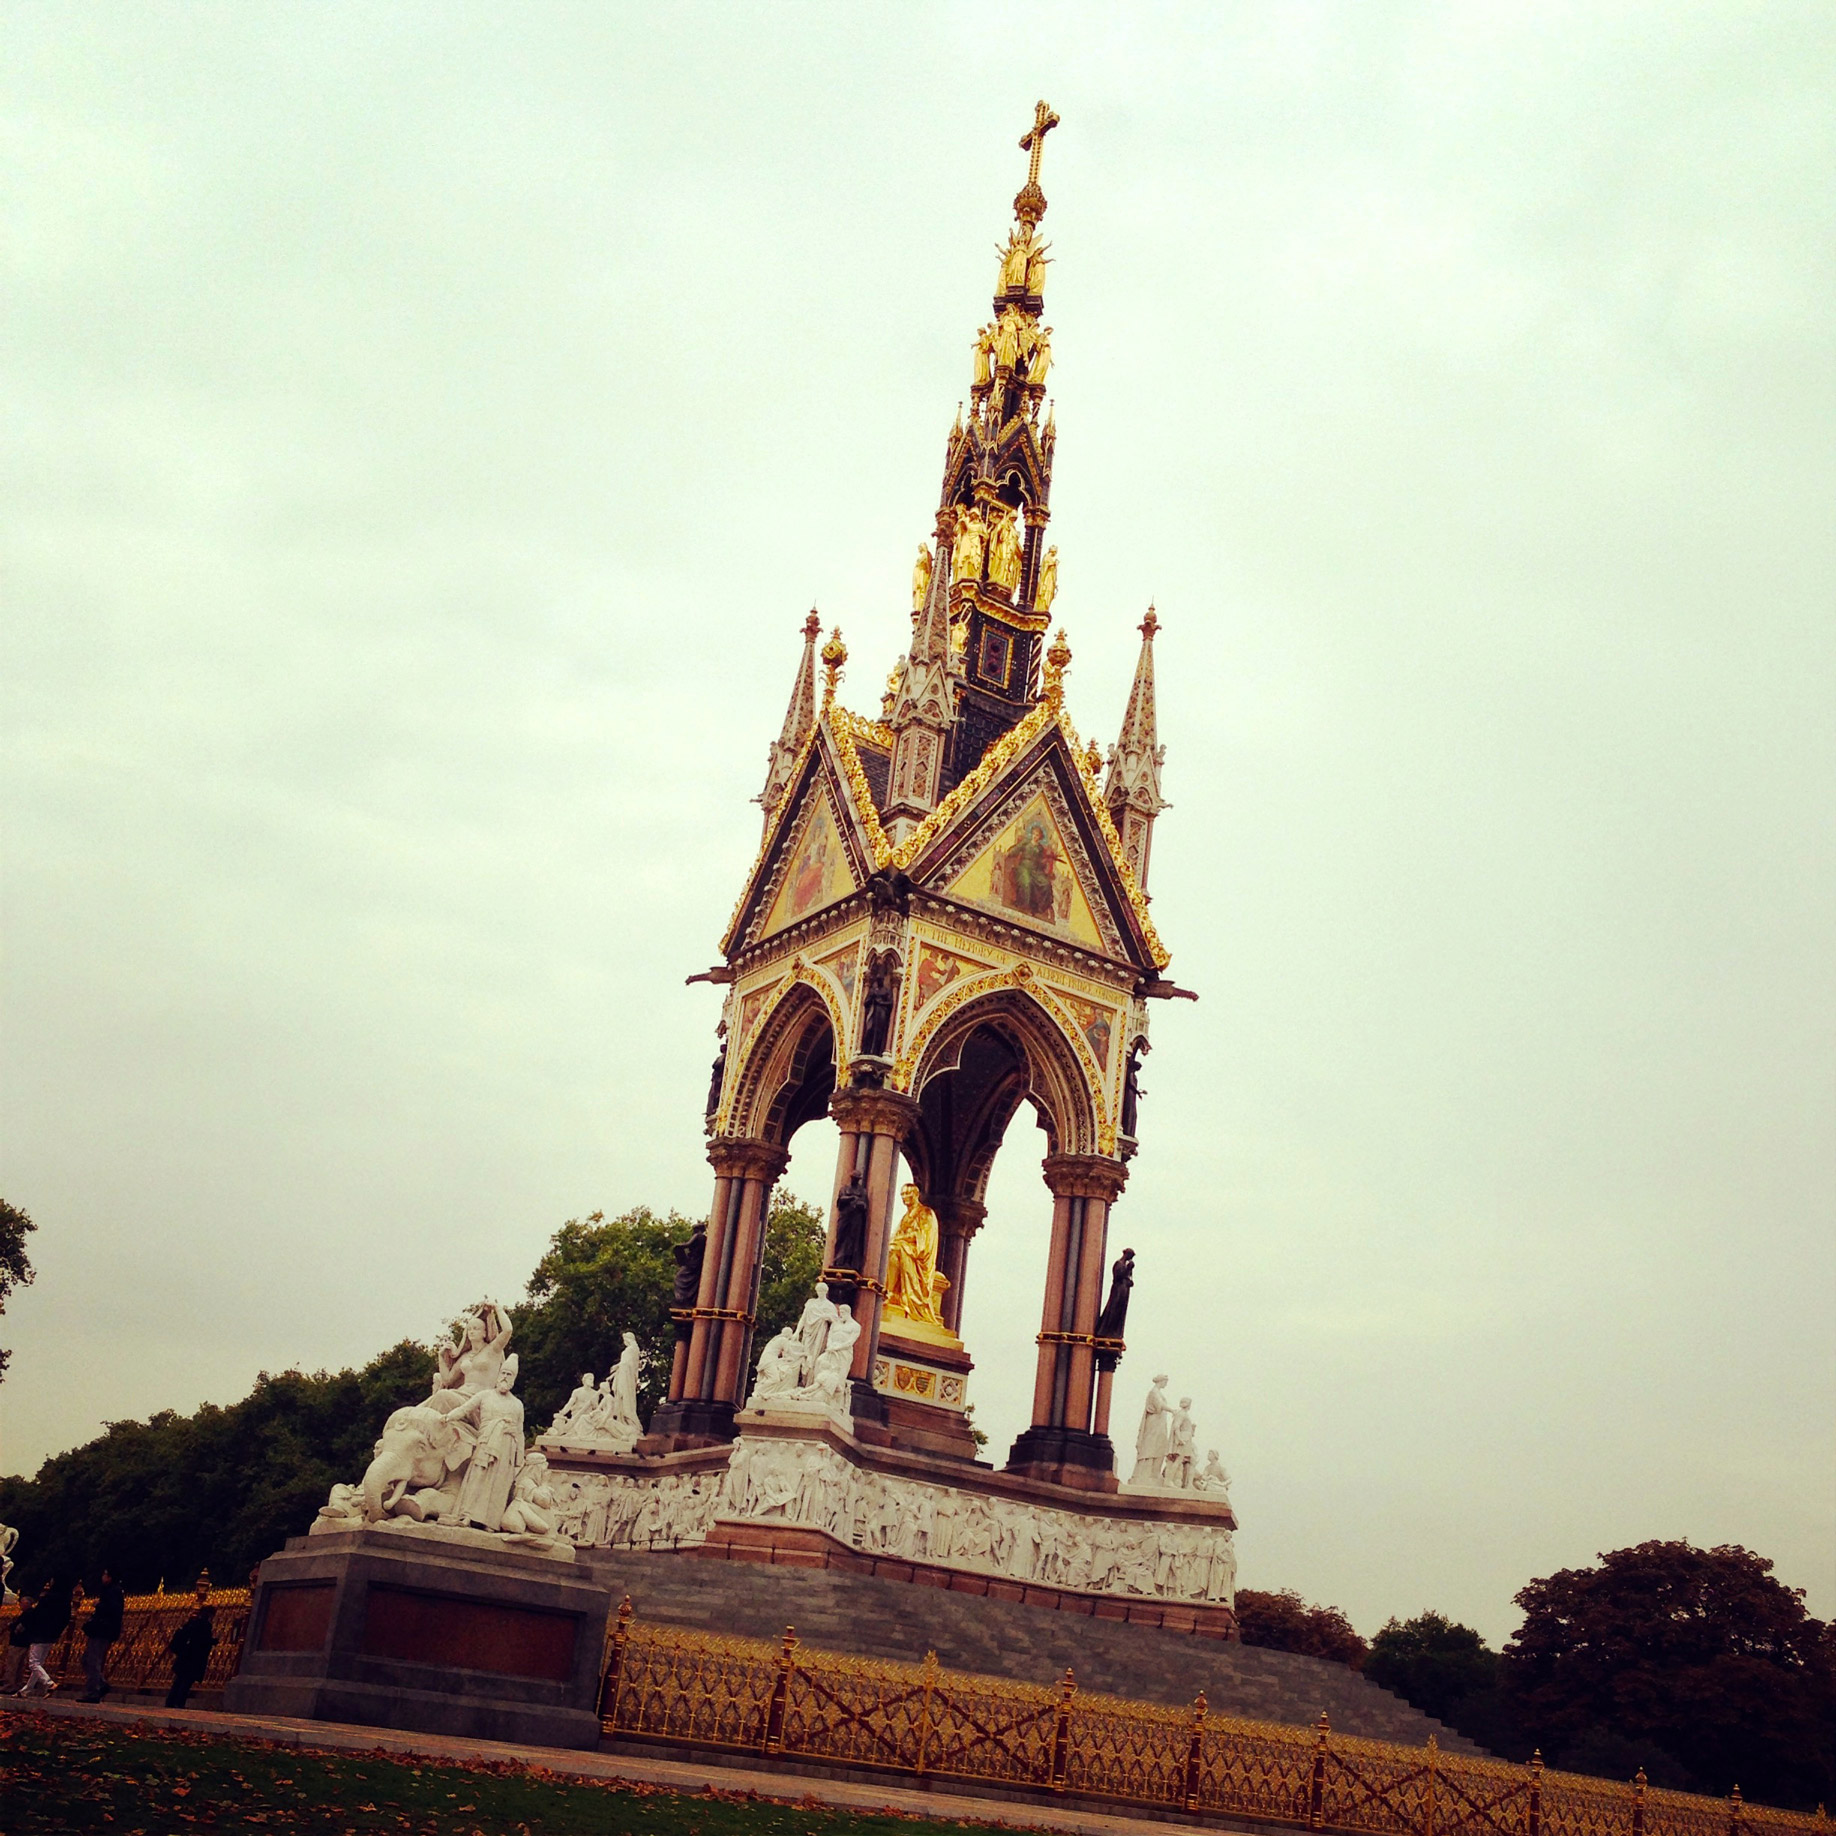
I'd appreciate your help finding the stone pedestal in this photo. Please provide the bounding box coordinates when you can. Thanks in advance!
[225,1528,613,1749]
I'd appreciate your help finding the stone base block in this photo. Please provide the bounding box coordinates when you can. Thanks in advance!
[225,1528,614,1749]
[640,1397,737,1452]
[1004,1424,1120,1492]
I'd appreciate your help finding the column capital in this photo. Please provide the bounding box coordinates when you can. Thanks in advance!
[828,1086,921,1139]
[932,1196,989,1241]
[1041,1153,1129,1202]
[706,1135,791,1183]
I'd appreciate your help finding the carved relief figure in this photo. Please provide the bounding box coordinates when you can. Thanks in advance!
[883,1185,949,1330]
[794,1281,841,1384]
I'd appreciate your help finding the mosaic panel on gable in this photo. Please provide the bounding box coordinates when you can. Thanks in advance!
[760,792,855,940]
[944,788,1106,952]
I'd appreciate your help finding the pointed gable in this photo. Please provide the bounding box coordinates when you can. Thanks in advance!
[943,788,1105,951]
[904,714,1166,969]
[760,788,856,938]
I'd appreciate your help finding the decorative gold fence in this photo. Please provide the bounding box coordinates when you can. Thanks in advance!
[1,1589,251,1695]
[598,1603,1829,1836]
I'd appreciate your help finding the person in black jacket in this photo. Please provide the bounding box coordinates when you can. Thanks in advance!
[80,1568,125,1701]
[14,1576,73,1696]
[164,1578,215,1709]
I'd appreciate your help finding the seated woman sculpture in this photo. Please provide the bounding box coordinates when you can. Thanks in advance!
[882,1185,950,1329]
[432,1302,512,1404]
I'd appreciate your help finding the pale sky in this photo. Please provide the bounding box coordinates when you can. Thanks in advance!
[3,4,1832,1646]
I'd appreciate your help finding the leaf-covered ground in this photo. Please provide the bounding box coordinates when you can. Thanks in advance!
[0,1710,1026,1836]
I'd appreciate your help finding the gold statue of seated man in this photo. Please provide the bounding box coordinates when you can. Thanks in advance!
[882,1184,951,1330]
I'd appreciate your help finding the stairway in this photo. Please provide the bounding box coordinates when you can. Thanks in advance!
[582,1548,1485,1756]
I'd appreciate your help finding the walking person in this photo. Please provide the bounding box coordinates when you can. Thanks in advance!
[163,1576,215,1709]
[14,1575,73,1696]
[80,1567,125,1701]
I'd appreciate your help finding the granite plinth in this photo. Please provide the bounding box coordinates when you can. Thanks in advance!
[224,1528,613,1749]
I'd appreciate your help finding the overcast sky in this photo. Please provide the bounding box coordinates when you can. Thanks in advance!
[3,4,1831,1645]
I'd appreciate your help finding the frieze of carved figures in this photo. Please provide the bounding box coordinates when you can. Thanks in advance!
[547,1435,1234,1609]
[309,1304,567,1555]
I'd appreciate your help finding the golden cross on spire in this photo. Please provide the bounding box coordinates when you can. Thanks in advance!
[1020,100,1060,187]
[1014,100,1060,226]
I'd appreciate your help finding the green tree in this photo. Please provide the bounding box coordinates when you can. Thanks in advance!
[1365,1612,1527,1755]
[1235,1588,1369,1669]
[1503,1540,1836,1808]
[509,1190,826,1433]
[0,1196,38,1383]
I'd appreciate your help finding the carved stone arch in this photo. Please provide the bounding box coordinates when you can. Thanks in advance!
[726,971,841,1148]
[908,978,1101,1163]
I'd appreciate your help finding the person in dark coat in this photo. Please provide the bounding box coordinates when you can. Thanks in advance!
[14,1576,73,1696]
[80,1568,125,1701]
[164,1579,215,1709]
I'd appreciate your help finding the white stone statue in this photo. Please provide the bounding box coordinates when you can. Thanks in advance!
[745,1326,802,1407]
[446,1357,525,1531]
[1128,1374,1173,1486]
[499,1451,562,1549]
[543,1372,601,1440]
[1195,1450,1232,1499]
[1167,1397,1197,1490]
[778,1303,859,1419]
[0,1523,19,1604]
[794,1282,840,1385]
[538,1332,644,1453]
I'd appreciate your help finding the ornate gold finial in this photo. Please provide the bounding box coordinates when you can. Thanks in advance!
[1043,627,1071,705]
[803,606,822,642]
[1083,736,1102,777]
[1015,100,1060,227]
[1140,604,1159,641]
[821,626,847,706]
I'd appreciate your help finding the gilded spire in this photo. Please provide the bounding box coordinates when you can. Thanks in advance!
[757,609,821,825]
[1103,608,1169,887]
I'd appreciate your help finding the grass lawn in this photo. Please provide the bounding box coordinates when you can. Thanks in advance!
[0,1710,1031,1836]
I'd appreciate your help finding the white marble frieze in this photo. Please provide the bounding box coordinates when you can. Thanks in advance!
[545,1428,1235,1610]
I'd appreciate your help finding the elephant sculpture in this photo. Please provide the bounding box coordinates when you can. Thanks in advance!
[361,1396,472,1524]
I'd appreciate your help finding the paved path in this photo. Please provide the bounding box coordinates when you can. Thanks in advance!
[4,1698,1263,1836]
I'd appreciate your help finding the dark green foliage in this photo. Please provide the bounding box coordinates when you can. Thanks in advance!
[1366,1611,1499,1723]
[1365,1612,1529,1758]
[510,1191,826,1431]
[1502,1540,1836,1808]
[1235,1587,1369,1669]
[0,1341,433,1595]
[0,1195,38,1383]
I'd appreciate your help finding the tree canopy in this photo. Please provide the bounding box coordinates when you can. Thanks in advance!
[1502,1540,1835,1808]
[1235,1587,1369,1669]
[0,1196,38,1384]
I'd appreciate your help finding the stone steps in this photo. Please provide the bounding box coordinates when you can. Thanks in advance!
[582,1549,1484,1756]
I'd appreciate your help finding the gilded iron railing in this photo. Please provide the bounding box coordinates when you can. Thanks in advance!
[597,1601,1831,1836]
[1,1588,251,1695]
